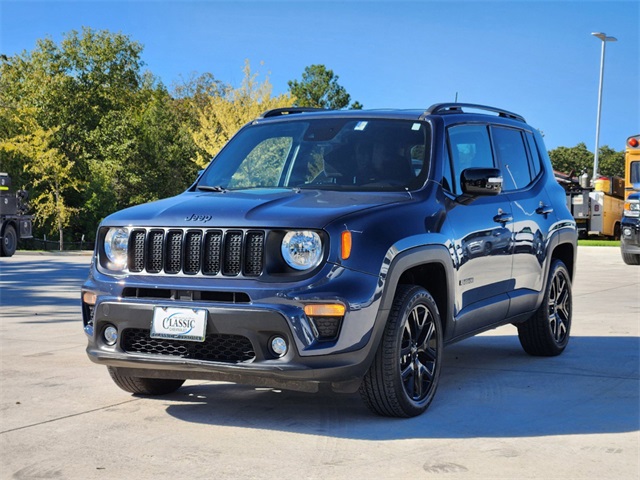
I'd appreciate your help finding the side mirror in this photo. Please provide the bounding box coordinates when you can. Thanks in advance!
[461,168,503,196]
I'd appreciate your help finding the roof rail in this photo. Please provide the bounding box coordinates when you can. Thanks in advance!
[421,103,526,122]
[260,107,328,118]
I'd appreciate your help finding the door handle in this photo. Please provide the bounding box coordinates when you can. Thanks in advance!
[493,212,513,224]
[536,204,554,215]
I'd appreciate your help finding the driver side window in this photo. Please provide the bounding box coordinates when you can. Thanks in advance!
[447,125,494,195]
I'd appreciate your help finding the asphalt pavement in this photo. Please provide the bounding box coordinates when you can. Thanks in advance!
[0,247,638,480]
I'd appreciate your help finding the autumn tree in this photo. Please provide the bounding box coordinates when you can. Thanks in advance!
[190,60,293,167]
[0,111,82,249]
[288,64,362,110]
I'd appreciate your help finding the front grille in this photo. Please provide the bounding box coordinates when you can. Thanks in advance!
[121,328,256,363]
[127,228,265,277]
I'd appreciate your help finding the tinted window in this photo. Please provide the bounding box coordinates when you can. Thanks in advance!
[447,125,494,195]
[492,127,531,191]
[525,132,542,179]
[198,119,430,192]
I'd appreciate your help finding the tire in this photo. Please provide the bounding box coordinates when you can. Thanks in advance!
[359,285,443,417]
[517,259,572,356]
[621,251,640,265]
[1,224,17,257]
[107,366,185,395]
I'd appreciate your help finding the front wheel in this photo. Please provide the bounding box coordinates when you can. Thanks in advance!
[621,251,640,265]
[359,285,443,417]
[107,367,185,395]
[1,224,17,257]
[517,259,572,356]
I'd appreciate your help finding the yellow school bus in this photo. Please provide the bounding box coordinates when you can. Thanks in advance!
[625,134,640,198]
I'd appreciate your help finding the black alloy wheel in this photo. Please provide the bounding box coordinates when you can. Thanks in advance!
[518,259,572,356]
[360,285,443,417]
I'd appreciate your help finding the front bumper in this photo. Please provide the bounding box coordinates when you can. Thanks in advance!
[82,262,386,393]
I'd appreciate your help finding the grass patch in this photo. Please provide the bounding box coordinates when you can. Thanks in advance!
[578,239,620,247]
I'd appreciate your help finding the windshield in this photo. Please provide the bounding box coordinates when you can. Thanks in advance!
[197,118,431,191]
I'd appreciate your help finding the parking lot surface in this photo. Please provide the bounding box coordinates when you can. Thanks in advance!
[0,247,638,480]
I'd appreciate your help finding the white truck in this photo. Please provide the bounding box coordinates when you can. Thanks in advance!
[555,171,624,238]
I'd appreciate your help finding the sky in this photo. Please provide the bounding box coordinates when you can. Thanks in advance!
[1,0,638,151]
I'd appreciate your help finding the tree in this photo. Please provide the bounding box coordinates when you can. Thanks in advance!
[0,28,146,240]
[597,145,624,178]
[288,64,362,110]
[0,111,82,249]
[549,142,624,178]
[0,28,201,243]
[190,60,293,167]
[548,143,593,176]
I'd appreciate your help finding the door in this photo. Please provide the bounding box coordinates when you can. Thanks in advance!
[492,127,553,316]
[444,124,514,337]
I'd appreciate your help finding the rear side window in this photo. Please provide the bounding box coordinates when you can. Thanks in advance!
[447,125,494,195]
[491,127,531,191]
[525,132,542,179]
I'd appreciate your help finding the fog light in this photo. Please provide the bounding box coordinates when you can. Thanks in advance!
[270,336,288,357]
[623,228,632,237]
[104,325,118,346]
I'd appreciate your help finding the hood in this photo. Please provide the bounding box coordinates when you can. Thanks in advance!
[627,191,640,201]
[102,188,412,229]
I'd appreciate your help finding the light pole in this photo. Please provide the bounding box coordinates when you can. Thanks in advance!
[591,32,617,183]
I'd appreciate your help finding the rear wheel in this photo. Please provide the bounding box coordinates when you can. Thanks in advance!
[359,285,443,417]
[1,224,17,257]
[107,367,185,395]
[517,259,572,356]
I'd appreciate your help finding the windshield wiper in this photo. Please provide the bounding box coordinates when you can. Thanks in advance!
[196,185,228,193]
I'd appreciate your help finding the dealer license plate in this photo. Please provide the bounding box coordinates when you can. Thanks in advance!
[151,307,207,342]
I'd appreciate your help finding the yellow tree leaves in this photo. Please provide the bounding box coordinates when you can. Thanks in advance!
[0,111,82,249]
[191,60,294,168]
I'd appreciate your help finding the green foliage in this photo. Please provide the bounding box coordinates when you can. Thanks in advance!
[549,142,593,176]
[0,27,199,243]
[597,145,625,178]
[0,111,82,248]
[549,142,624,178]
[288,64,362,110]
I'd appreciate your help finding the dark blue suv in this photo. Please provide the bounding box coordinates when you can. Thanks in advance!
[82,103,578,417]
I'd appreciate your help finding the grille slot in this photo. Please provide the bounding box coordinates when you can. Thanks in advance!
[125,228,265,277]
[224,231,243,276]
[184,231,203,275]
[130,230,146,272]
[165,230,183,274]
[203,230,223,275]
[147,230,164,273]
[121,328,255,363]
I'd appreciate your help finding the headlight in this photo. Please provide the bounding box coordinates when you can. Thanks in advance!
[624,200,640,218]
[281,231,323,270]
[104,227,129,269]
